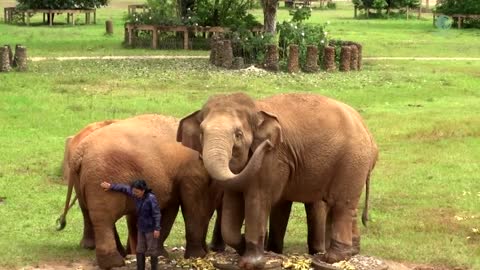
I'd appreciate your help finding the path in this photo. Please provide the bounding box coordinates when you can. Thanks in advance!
[28,55,480,62]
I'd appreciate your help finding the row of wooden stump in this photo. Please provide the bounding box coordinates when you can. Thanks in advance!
[210,39,363,73]
[0,45,28,72]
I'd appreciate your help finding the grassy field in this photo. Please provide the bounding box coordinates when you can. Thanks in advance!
[0,1,480,270]
[1,1,480,57]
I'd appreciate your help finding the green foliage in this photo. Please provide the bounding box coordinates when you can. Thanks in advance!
[436,0,480,15]
[228,30,275,64]
[189,0,261,27]
[124,0,179,25]
[353,0,420,16]
[16,0,109,9]
[277,7,329,67]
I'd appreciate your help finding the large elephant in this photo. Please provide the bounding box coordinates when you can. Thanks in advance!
[177,93,378,269]
[60,114,223,269]
[59,119,118,251]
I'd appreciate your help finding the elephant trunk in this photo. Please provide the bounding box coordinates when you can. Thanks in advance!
[202,131,271,192]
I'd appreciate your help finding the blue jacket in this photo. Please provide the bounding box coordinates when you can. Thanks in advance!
[110,183,161,233]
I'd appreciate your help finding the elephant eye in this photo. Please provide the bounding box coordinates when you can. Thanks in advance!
[234,130,243,140]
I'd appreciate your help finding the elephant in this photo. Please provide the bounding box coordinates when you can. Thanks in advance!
[59,114,224,269]
[59,119,118,252]
[177,92,378,269]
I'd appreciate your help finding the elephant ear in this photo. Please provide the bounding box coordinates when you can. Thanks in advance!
[253,111,283,150]
[177,110,202,153]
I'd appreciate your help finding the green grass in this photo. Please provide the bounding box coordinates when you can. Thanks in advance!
[1,1,480,269]
[1,58,479,269]
[0,1,479,57]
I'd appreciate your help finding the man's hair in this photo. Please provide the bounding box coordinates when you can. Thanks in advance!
[131,179,151,193]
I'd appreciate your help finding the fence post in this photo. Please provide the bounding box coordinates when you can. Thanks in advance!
[287,44,300,73]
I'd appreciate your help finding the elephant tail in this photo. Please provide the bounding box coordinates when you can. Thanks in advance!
[56,144,84,231]
[362,146,378,227]
[361,171,370,227]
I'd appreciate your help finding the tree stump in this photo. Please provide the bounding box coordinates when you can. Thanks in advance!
[222,40,233,69]
[0,46,12,72]
[304,45,319,73]
[339,46,351,72]
[4,44,13,66]
[14,45,28,71]
[265,44,279,72]
[323,46,336,72]
[287,44,300,73]
[209,37,220,65]
[350,45,358,71]
[355,43,363,70]
[106,20,113,35]
[214,40,225,67]
[232,57,244,70]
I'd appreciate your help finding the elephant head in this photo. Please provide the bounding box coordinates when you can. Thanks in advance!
[177,93,283,191]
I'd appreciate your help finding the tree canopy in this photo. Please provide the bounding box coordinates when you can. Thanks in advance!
[16,0,109,9]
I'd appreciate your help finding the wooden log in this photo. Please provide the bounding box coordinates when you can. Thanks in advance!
[0,46,12,72]
[355,43,363,70]
[222,40,233,69]
[323,46,336,72]
[14,45,28,72]
[214,40,225,67]
[265,44,279,72]
[232,57,244,70]
[339,46,351,72]
[350,45,358,71]
[287,44,300,73]
[106,20,114,35]
[304,45,319,73]
[3,44,13,66]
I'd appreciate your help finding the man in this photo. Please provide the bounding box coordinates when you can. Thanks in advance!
[101,179,161,270]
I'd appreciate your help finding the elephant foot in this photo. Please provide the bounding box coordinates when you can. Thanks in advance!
[321,239,351,264]
[80,237,95,250]
[157,246,169,258]
[96,251,125,269]
[351,236,361,256]
[184,243,207,258]
[209,241,226,252]
[237,241,266,270]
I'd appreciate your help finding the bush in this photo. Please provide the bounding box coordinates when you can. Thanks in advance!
[353,0,420,17]
[16,0,109,9]
[436,0,480,15]
[125,0,179,25]
[277,7,330,67]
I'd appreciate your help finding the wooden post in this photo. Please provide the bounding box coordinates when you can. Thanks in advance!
[128,26,133,46]
[3,8,6,23]
[287,44,300,73]
[350,45,358,71]
[183,30,189,50]
[323,46,336,72]
[14,45,28,71]
[72,13,75,25]
[49,12,53,26]
[222,40,233,69]
[339,46,351,72]
[304,45,319,73]
[214,40,224,67]
[354,6,357,18]
[43,13,46,24]
[265,44,279,72]
[458,17,463,29]
[4,44,13,66]
[406,6,410,20]
[106,20,114,35]
[0,46,12,72]
[152,28,158,49]
[355,43,363,71]
[94,10,97,24]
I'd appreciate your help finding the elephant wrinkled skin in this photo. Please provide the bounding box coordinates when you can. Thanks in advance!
[178,93,378,269]
[60,114,223,269]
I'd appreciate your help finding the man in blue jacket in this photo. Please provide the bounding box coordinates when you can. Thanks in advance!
[101,179,161,270]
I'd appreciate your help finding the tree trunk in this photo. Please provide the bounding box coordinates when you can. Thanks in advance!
[261,0,279,33]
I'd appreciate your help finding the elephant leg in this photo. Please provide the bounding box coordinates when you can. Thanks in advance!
[157,205,179,258]
[89,210,124,269]
[126,214,138,254]
[305,201,329,255]
[322,205,354,264]
[209,205,226,252]
[79,202,95,250]
[114,225,127,257]
[182,203,210,258]
[221,190,245,255]
[351,209,360,256]
[266,200,292,254]
[238,191,268,270]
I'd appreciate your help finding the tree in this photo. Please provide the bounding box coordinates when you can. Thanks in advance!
[16,0,109,9]
[261,0,278,33]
